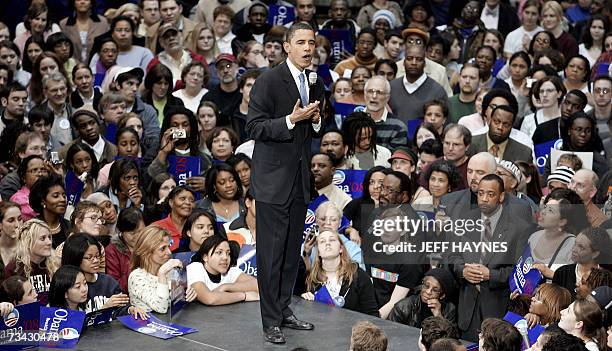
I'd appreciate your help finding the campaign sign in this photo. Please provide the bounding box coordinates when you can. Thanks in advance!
[117,314,197,340]
[333,102,362,123]
[0,302,40,351]
[267,5,295,25]
[509,245,543,296]
[169,268,188,318]
[317,64,333,90]
[84,307,117,328]
[168,155,201,200]
[173,251,195,269]
[104,123,118,145]
[534,139,561,174]
[304,195,350,238]
[238,244,257,277]
[407,118,423,140]
[319,29,353,65]
[64,171,85,207]
[39,306,86,349]
[333,169,367,199]
[313,285,334,306]
[503,312,545,350]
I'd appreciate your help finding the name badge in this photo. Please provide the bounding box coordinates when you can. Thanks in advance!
[370,267,398,283]
[59,119,71,130]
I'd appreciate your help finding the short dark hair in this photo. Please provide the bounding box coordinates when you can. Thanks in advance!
[430,338,463,351]
[206,126,239,152]
[27,104,54,127]
[419,138,443,157]
[238,69,261,89]
[443,124,471,147]
[116,207,144,233]
[565,89,588,109]
[0,63,14,83]
[286,22,314,43]
[204,163,243,202]
[480,174,505,193]
[387,170,412,197]
[384,30,402,42]
[480,318,522,351]
[0,81,26,100]
[358,28,377,40]
[61,233,102,267]
[590,75,612,92]
[490,104,517,123]
[482,89,519,117]
[423,99,449,118]
[29,174,65,214]
[191,235,239,267]
[109,158,140,193]
[374,59,398,76]
[564,54,591,83]
[45,32,75,59]
[420,316,458,350]
[181,209,221,239]
[425,159,464,193]
[0,276,29,305]
[542,332,589,351]
[226,153,252,169]
[111,15,136,33]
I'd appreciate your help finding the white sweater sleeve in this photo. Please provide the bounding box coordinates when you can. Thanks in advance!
[128,269,170,313]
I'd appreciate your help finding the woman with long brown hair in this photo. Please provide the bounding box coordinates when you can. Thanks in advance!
[559,295,607,350]
[524,283,572,327]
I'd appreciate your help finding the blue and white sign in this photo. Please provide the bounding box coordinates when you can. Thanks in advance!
[318,29,353,65]
[267,5,295,25]
[503,312,545,350]
[333,169,367,199]
[509,245,543,296]
[534,139,562,174]
[39,306,85,349]
[0,302,40,351]
[238,244,257,277]
[117,315,197,340]
[64,171,85,207]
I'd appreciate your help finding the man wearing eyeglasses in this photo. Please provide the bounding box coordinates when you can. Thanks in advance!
[589,76,612,157]
[364,76,407,150]
[200,54,242,126]
[570,169,610,228]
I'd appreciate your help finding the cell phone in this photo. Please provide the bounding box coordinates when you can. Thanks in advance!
[172,128,187,139]
[50,151,61,165]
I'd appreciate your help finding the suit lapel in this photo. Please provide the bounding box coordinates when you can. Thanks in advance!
[282,61,302,107]
[483,206,509,265]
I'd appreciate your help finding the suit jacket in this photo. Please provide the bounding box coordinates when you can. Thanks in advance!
[497,3,521,37]
[444,193,533,332]
[246,60,325,205]
[467,134,534,163]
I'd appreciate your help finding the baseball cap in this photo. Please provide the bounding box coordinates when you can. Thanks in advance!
[215,53,237,65]
[158,22,179,38]
[591,286,612,310]
[401,27,430,44]
[388,147,418,165]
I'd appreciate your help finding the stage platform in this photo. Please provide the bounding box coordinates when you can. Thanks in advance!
[75,297,422,350]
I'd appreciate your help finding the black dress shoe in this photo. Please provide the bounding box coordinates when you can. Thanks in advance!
[281,315,315,330]
[263,326,286,344]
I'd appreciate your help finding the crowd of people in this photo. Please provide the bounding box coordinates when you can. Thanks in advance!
[0,0,611,350]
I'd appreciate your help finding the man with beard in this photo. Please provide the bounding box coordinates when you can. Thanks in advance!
[311,153,352,210]
[335,28,378,77]
[200,54,242,126]
[448,63,479,123]
[448,174,531,341]
[146,0,195,53]
[467,105,533,163]
[231,2,272,57]
[475,46,510,91]
[389,45,448,123]
[320,130,349,169]
[364,76,407,150]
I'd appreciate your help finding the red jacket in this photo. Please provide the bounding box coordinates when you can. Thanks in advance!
[105,237,131,294]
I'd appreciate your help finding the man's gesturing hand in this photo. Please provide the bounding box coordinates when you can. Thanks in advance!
[289,99,320,125]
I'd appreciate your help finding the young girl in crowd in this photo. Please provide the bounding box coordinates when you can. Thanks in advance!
[227,154,251,196]
[0,202,23,280]
[129,226,196,313]
[179,210,218,254]
[29,174,69,248]
[144,173,176,224]
[48,265,88,311]
[3,219,59,305]
[301,230,378,317]
[559,296,607,351]
[65,143,100,200]
[105,208,145,293]
[0,276,39,308]
[423,100,448,136]
[197,163,246,223]
[187,235,259,305]
[99,158,144,213]
[196,101,219,156]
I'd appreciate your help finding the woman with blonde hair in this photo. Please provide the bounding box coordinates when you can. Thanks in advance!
[128,226,196,313]
[301,230,378,316]
[540,1,578,58]
[2,219,59,305]
[191,23,219,65]
[523,282,572,327]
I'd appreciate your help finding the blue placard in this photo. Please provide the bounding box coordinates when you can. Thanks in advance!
[304,195,351,238]
[84,307,117,328]
[0,302,40,351]
[318,29,353,65]
[104,123,118,145]
[267,5,295,25]
[333,102,362,122]
[169,268,188,317]
[503,311,545,350]
[333,169,367,199]
[534,139,562,174]
[407,118,423,140]
[509,245,543,296]
[64,171,85,207]
[313,285,334,306]
[317,64,333,90]
[237,244,257,277]
[173,251,195,268]
[39,306,86,349]
[117,314,197,340]
[168,155,201,186]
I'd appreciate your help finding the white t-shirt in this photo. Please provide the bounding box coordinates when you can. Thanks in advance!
[172,89,208,114]
[186,262,242,291]
[584,340,599,351]
[503,26,543,56]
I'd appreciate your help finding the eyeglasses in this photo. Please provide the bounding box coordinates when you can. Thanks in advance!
[365,89,388,96]
[216,63,233,71]
[594,87,610,95]
[101,48,117,54]
[357,40,375,46]
[405,38,424,46]
[380,186,400,195]
[571,126,592,135]
[535,37,550,45]
[84,215,105,224]
[27,167,48,175]
[83,255,101,262]
[465,4,479,12]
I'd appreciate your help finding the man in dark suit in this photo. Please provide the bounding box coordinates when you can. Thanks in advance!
[480,0,520,37]
[467,105,534,163]
[246,22,325,344]
[446,174,532,341]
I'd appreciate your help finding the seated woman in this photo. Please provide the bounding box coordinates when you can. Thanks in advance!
[65,143,100,201]
[48,265,88,311]
[153,186,196,252]
[105,208,145,293]
[97,127,142,188]
[196,163,246,224]
[530,188,582,280]
[179,210,218,256]
[0,275,39,307]
[207,127,239,163]
[62,233,146,318]
[144,173,176,224]
[523,283,572,328]
[3,219,59,305]
[97,158,144,213]
[554,226,612,299]
[147,106,212,195]
[344,166,387,238]
[187,235,259,305]
[387,268,457,327]
[0,202,22,280]
[301,230,378,317]
[11,155,48,221]
[413,159,463,212]
[29,174,69,248]
[227,153,251,196]
[224,191,256,247]
[559,295,607,351]
[128,226,196,313]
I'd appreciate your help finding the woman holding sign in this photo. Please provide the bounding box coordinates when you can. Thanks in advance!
[129,226,197,313]
[301,230,378,316]
[153,186,196,252]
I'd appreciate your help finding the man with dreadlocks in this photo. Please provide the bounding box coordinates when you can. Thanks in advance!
[342,112,391,170]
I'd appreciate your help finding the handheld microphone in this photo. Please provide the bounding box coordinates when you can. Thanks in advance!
[308,72,317,86]
[515,319,530,349]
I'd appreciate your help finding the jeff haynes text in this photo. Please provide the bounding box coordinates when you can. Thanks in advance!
[372,241,509,254]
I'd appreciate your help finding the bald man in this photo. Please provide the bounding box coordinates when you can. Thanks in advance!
[570,169,609,228]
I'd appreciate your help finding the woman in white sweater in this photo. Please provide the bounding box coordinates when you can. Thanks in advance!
[128,226,196,313]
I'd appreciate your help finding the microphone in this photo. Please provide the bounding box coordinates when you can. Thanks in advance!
[308,72,317,86]
[515,319,530,349]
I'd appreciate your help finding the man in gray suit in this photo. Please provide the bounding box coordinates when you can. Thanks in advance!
[446,174,532,342]
[467,104,533,163]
